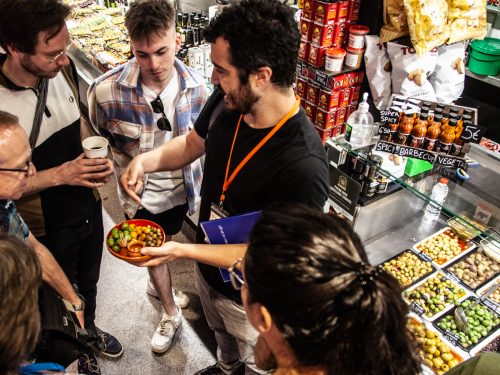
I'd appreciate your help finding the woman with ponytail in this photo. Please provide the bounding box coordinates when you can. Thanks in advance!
[229,204,422,375]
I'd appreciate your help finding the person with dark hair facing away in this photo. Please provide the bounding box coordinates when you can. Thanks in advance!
[87,0,207,354]
[0,234,42,375]
[233,204,423,375]
[0,1,120,373]
[120,0,329,373]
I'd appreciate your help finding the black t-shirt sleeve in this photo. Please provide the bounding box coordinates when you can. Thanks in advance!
[194,87,224,139]
[266,155,329,211]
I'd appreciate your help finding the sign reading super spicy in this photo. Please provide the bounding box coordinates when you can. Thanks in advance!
[374,141,468,170]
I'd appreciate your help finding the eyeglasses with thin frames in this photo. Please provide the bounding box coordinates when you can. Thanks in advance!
[0,160,32,177]
[150,96,172,131]
[228,258,245,290]
[45,43,72,64]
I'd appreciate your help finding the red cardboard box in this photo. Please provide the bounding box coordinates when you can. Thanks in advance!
[311,22,335,47]
[337,1,350,22]
[348,0,361,21]
[298,39,310,61]
[332,22,347,47]
[295,76,308,99]
[300,18,313,41]
[314,1,338,25]
[302,0,315,20]
[306,82,320,105]
[335,106,347,125]
[314,125,332,144]
[304,101,317,123]
[315,108,336,129]
[318,88,340,111]
[338,87,351,107]
[331,125,343,137]
[308,43,327,68]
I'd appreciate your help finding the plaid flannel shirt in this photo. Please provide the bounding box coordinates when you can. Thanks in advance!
[87,58,207,218]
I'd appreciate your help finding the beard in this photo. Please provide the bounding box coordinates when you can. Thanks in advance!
[224,82,260,115]
[20,54,60,79]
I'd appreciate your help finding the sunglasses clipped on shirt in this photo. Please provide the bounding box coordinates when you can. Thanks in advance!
[150,96,172,131]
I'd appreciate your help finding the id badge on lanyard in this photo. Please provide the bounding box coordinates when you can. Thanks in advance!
[210,202,229,221]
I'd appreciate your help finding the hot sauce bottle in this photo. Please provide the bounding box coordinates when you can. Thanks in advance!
[409,113,428,148]
[423,113,442,151]
[436,118,457,154]
[395,112,414,145]
[451,119,467,156]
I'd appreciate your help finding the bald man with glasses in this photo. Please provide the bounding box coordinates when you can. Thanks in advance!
[0,110,85,328]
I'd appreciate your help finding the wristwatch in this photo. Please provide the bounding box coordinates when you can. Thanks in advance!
[62,297,85,312]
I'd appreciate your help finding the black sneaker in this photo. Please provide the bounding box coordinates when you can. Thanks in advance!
[194,363,244,375]
[78,353,101,375]
[91,326,124,358]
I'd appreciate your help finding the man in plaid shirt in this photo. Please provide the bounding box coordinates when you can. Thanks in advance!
[87,0,208,354]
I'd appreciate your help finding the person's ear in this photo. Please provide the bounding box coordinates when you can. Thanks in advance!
[249,303,273,334]
[253,67,272,87]
[175,33,181,53]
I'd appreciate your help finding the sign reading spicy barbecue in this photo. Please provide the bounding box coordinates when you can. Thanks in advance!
[374,141,468,170]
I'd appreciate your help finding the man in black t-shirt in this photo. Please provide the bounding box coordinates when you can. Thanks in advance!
[120,1,329,374]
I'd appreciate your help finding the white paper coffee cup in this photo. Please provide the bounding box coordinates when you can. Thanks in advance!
[82,136,109,159]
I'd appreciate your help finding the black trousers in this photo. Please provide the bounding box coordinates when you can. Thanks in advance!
[38,198,103,328]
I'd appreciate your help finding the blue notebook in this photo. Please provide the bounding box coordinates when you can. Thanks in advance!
[200,210,262,282]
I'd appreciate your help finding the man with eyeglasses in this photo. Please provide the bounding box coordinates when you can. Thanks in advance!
[87,0,208,354]
[0,110,86,342]
[0,1,121,372]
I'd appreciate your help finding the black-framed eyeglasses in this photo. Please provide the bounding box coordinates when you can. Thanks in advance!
[0,160,32,177]
[150,96,172,131]
[228,258,245,290]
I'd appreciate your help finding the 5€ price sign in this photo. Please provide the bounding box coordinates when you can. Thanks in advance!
[461,123,486,144]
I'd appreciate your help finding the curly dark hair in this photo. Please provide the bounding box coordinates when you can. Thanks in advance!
[0,0,70,55]
[125,0,175,42]
[245,204,422,375]
[204,0,300,88]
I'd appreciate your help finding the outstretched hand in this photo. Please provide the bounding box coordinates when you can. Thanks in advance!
[120,157,145,204]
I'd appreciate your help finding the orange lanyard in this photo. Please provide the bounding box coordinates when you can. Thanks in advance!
[219,96,301,210]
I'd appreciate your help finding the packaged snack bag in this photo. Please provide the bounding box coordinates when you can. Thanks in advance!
[404,0,449,56]
[380,0,409,43]
[364,35,392,109]
[387,41,438,101]
[447,0,487,44]
[430,42,466,103]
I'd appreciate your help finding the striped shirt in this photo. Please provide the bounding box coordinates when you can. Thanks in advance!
[0,200,29,241]
[87,58,207,218]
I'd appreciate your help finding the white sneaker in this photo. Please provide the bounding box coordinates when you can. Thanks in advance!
[147,280,190,308]
[151,306,182,353]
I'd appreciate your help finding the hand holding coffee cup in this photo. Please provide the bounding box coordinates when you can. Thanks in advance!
[82,136,109,159]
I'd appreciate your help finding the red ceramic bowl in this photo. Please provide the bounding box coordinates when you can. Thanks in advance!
[105,219,165,262]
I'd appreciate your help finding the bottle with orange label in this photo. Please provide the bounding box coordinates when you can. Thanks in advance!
[423,113,442,151]
[409,113,428,148]
[395,112,414,145]
[451,118,466,156]
[436,119,456,154]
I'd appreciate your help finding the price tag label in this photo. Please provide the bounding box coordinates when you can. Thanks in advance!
[484,299,500,313]
[461,124,487,144]
[409,301,426,316]
[444,271,462,286]
[444,329,460,345]
[419,252,434,263]
[380,109,400,125]
[378,125,391,136]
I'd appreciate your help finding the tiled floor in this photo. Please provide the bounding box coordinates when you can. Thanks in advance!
[79,180,217,374]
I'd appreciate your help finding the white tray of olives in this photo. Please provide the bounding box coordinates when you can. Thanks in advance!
[413,227,476,269]
[403,271,470,322]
